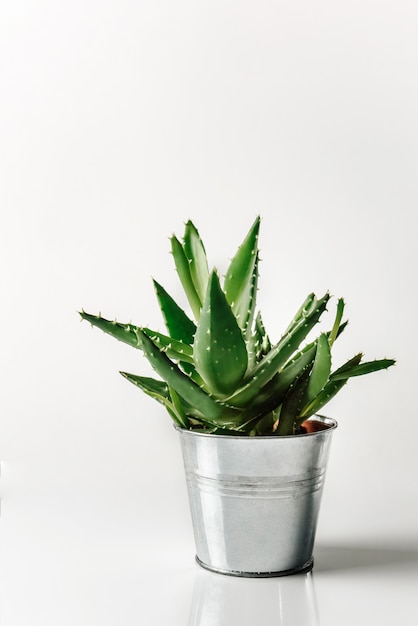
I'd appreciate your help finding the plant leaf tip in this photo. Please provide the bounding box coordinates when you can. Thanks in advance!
[80,217,396,436]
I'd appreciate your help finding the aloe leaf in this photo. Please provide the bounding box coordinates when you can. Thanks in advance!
[171,235,201,319]
[194,271,248,396]
[224,216,260,335]
[329,353,363,377]
[141,327,194,364]
[254,311,272,358]
[168,386,190,428]
[137,329,241,426]
[120,372,169,402]
[246,302,271,371]
[306,333,331,401]
[183,221,210,305]
[293,319,346,367]
[297,350,391,422]
[240,344,317,420]
[120,372,215,429]
[153,280,196,344]
[247,310,271,368]
[298,318,347,357]
[251,411,277,436]
[328,298,345,347]
[226,293,330,407]
[120,372,186,427]
[334,319,348,339]
[330,357,396,381]
[79,311,141,348]
[246,332,258,370]
[297,353,363,419]
[283,292,316,335]
[243,251,260,338]
[298,378,349,420]
[276,367,312,435]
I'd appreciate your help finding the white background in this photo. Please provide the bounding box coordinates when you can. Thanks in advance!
[1,1,417,624]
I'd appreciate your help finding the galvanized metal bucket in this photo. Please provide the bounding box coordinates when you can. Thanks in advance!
[177,416,337,577]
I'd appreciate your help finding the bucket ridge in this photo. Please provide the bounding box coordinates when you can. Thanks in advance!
[185,467,326,499]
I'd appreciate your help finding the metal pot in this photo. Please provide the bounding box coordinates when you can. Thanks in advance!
[177,415,337,577]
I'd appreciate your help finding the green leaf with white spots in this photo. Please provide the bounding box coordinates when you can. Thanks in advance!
[224,216,260,335]
[141,327,194,364]
[194,271,248,396]
[119,372,185,427]
[239,343,317,421]
[153,280,196,345]
[298,378,349,421]
[183,221,210,305]
[80,218,396,436]
[136,328,242,427]
[78,311,141,348]
[328,298,345,347]
[306,332,331,401]
[171,234,202,319]
[283,292,316,335]
[276,367,312,435]
[330,357,396,381]
[225,292,330,407]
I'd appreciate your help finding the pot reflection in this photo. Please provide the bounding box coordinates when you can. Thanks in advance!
[188,567,320,626]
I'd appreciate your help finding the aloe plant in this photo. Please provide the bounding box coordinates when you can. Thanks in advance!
[80,217,395,436]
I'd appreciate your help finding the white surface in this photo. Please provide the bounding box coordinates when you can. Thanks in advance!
[1,1,418,623]
[1,468,418,625]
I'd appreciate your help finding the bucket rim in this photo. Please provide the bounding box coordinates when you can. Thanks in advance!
[174,414,337,440]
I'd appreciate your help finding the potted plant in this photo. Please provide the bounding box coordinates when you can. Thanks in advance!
[80,217,395,577]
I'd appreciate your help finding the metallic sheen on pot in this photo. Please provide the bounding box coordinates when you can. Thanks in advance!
[177,416,337,577]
